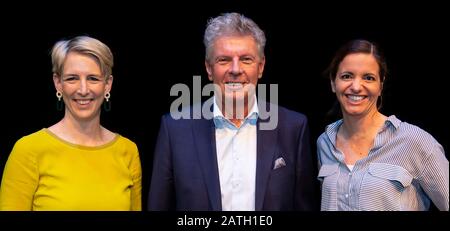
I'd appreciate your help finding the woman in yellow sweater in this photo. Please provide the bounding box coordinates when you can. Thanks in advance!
[0,36,141,211]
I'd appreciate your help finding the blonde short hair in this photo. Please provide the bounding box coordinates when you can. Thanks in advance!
[51,36,113,78]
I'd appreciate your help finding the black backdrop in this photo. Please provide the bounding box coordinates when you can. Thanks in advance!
[0,0,448,221]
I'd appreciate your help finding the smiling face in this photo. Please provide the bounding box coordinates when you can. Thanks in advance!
[205,35,265,116]
[54,52,112,122]
[331,53,382,118]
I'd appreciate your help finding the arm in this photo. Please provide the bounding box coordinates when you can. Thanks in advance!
[129,143,142,211]
[418,143,449,211]
[0,139,39,211]
[316,137,324,185]
[294,117,320,211]
[147,115,175,210]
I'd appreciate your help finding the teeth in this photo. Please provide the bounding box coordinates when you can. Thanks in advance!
[76,100,91,105]
[226,83,243,87]
[348,95,364,101]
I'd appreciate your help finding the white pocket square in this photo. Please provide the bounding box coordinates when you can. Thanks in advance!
[273,157,286,170]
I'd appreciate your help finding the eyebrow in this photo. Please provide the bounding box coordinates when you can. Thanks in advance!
[63,73,103,77]
[339,71,377,76]
[215,56,231,59]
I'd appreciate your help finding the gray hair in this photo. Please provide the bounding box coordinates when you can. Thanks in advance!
[51,36,114,78]
[204,12,266,62]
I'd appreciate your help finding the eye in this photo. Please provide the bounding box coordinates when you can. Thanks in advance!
[63,75,78,82]
[87,75,101,82]
[241,56,254,64]
[216,57,230,65]
[363,75,376,81]
[340,73,352,80]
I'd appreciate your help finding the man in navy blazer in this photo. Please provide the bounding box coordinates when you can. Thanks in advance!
[148,12,319,211]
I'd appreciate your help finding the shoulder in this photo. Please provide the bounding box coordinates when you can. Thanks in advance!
[112,135,141,164]
[108,136,141,174]
[316,131,329,145]
[278,105,307,121]
[160,103,209,127]
[160,112,197,132]
[316,127,336,156]
[316,119,342,155]
[257,102,307,133]
[8,129,49,161]
[13,129,50,150]
[390,118,446,161]
[268,103,308,126]
[397,120,442,147]
[317,119,341,143]
[115,135,139,151]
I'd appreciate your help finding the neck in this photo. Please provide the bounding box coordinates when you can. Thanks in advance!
[221,106,247,128]
[51,112,105,145]
[341,110,386,138]
[216,95,256,128]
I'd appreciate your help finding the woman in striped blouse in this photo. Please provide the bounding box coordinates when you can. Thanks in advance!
[317,39,448,211]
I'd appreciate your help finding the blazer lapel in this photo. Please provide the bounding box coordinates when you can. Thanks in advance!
[192,117,222,211]
[255,117,278,211]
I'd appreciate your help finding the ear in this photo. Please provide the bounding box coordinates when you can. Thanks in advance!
[105,75,113,93]
[257,56,266,79]
[53,73,62,92]
[205,60,213,81]
[330,79,336,93]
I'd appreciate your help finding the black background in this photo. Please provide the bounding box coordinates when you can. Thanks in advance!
[0,0,448,225]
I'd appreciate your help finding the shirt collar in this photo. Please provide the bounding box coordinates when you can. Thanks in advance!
[325,115,401,146]
[385,115,401,129]
[213,95,259,129]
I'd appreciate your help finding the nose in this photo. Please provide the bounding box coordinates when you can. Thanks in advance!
[229,57,242,76]
[77,78,89,95]
[350,78,362,92]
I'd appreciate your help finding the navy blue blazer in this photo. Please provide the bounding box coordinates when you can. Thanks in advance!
[148,103,319,211]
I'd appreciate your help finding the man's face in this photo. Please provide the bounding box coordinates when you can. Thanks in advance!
[205,35,265,115]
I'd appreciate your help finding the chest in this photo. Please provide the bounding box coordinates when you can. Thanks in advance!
[336,137,374,165]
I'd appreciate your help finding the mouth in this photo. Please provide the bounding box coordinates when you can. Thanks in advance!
[224,81,248,91]
[73,99,94,106]
[345,94,367,103]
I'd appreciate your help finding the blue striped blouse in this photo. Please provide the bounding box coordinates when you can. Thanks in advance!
[317,115,449,211]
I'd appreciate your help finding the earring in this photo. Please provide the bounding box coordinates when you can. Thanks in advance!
[105,92,110,102]
[103,92,111,112]
[377,94,383,110]
[56,91,64,111]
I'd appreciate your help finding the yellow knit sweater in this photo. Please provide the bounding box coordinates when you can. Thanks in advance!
[0,129,141,211]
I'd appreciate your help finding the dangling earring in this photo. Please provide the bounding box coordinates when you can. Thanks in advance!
[103,92,111,112]
[378,81,384,110]
[377,94,383,110]
[56,91,64,111]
